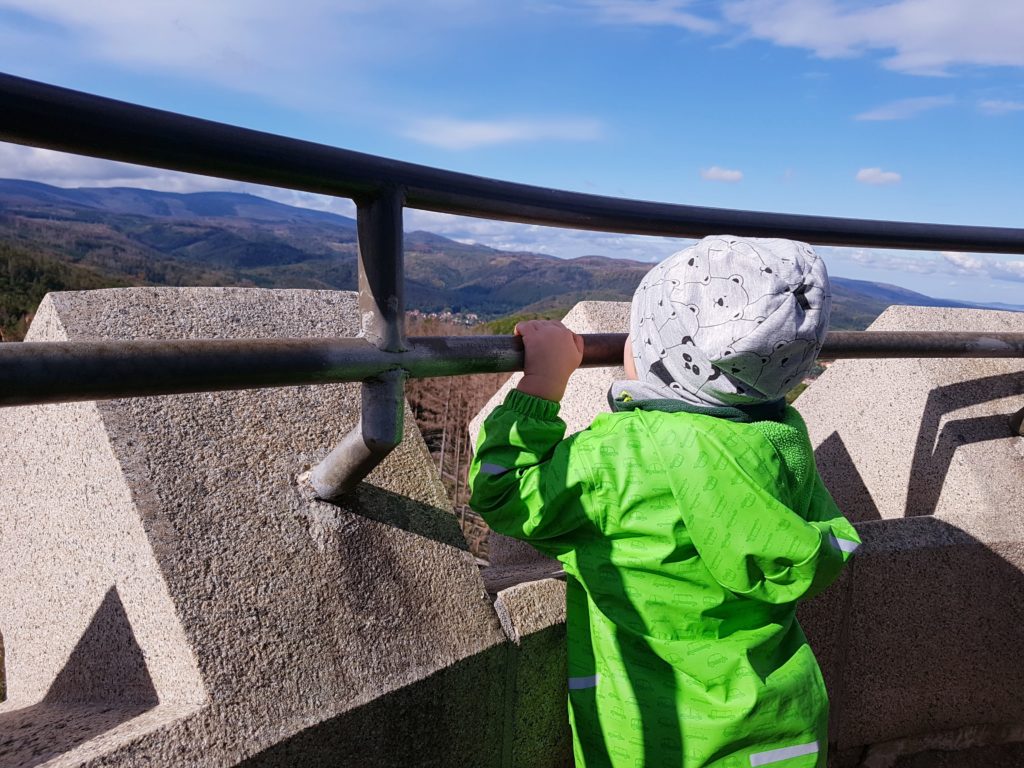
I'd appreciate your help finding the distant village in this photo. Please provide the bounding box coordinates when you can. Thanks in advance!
[407,308,481,326]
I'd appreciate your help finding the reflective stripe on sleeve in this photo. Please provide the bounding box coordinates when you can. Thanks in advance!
[749,740,819,766]
[828,532,860,554]
[568,674,599,690]
[479,462,511,476]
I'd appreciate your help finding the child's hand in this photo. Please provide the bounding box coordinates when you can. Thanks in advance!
[514,319,584,402]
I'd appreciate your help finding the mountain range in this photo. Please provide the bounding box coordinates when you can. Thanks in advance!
[0,178,1018,339]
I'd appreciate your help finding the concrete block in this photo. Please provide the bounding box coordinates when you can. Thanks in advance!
[0,288,509,767]
[829,517,1024,750]
[493,579,571,768]
[797,306,1024,533]
[891,741,1024,768]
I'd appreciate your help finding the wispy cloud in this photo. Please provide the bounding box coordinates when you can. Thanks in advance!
[978,99,1024,116]
[401,117,605,150]
[581,0,718,33]
[700,166,743,182]
[0,144,683,260]
[854,95,954,121]
[0,143,360,215]
[855,167,902,185]
[405,209,684,260]
[942,251,1024,281]
[832,247,1024,284]
[0,0,492,109]
[722,0,1024,76]
[941,251,985,271]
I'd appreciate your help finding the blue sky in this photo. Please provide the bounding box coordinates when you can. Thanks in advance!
[1,0,1022,304]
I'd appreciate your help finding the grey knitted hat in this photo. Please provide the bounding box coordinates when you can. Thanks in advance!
[617,235,831,407]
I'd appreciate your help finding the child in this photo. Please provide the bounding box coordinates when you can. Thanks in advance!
[469,236,860,768]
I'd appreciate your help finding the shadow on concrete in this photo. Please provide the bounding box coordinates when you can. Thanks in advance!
[331,483,470,551]
[238,644,509,768]
[905,373,1024,517]
[43,587,157,705]
[0,586,157,768]
[825,516,1024,765]
[814,432,882,523]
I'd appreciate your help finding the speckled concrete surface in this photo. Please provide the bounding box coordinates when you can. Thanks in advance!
[798,306,1024,535]
[0,288,509,766]
[492,579,571,768]
[831,518,1024,751]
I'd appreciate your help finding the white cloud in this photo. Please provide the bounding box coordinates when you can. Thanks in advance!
[941,251,985,271]
[404,209,684,260]
[992,260,1024,281]
[401,117,604,150]
[0,143,681,259]
[0,0,491,109]
[831,247,1024,285]
[939,251,1024,282]
[978,99,1024,116]
[0,143,254,192]
[844,248,936,274]
[0,143,359,215]
[700,166,743,182]
[722,0,1024,75]
[855,167,902,185]
[581,0,719,33]
[855,95,954,121]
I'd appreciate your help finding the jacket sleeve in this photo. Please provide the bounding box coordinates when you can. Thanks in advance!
[468,389,591,558]
[661,427,859,605]
[799,469,861,598]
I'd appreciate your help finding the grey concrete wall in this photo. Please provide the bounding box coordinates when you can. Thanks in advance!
[0,288,541,768]
[6,291,1022,767]
[470,301,1024,768]
[795,305,1024,767]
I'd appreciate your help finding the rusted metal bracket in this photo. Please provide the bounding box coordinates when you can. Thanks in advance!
[305,187,407,500]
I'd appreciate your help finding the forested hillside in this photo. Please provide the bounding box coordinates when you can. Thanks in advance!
[0,242,129,340]
[1,179,1007,343]
[5,179,1019,557]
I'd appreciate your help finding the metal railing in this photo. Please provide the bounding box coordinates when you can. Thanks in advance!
[2,73,1023,498]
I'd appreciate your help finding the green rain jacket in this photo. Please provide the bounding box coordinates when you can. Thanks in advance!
[469,389,860,768]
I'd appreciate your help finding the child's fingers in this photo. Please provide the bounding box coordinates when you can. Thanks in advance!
[571,332,585,356]
[514,319,565,337]
[513,320,543,337]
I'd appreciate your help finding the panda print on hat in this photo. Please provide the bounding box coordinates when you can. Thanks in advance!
[627,236,831,408]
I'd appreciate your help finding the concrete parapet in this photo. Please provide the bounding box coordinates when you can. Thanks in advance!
[470,301,1024,767]
[799,305,1024,533]
[796,306,1024,766]
[0,288,531,767]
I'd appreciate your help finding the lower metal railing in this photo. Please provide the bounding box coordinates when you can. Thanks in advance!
[3,332,1024,408]
[2,73,1023,497]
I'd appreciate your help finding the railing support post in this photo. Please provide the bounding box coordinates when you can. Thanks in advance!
[304,187,407,500]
